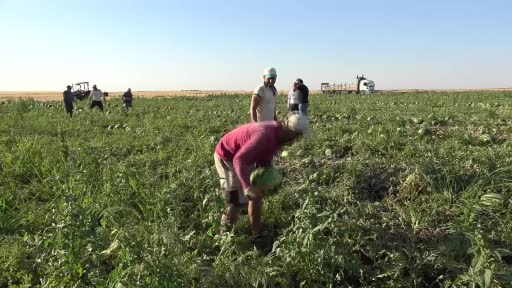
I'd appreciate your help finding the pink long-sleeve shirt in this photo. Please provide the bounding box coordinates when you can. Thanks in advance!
[215,121,282,190]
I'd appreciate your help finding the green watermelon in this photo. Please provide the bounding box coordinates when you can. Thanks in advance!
[480,193,505,207]
[250,167,283,190]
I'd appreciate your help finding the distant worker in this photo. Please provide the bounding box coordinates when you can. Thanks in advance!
[214,112,310,234]
[89,84,104,112]
[251,67,278,122]
[122,88,133,112]
[63,85,74,118]
[295,78,309,114]
[287,82,299,112]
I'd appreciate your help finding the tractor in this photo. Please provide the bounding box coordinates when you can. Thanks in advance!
[72,82,109,100]
[72,82,91,101]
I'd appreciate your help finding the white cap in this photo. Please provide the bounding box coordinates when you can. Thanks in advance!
[263,67,277,78]
[286,112,310,138]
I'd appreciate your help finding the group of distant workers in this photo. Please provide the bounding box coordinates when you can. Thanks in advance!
[62,84,133,117]
[62,67,311,237]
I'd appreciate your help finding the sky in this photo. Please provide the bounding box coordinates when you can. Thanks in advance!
[0,0,511,91]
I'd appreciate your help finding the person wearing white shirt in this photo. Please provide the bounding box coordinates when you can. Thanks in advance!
[287,82,299,112]
[251,67,278,122]
[89,84,104,112]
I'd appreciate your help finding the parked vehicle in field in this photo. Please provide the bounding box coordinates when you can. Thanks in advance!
[72,82,108,100]
[321,75,376,95]
[72,82,91,100]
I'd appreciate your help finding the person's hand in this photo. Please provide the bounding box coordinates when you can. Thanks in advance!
[244,185,265,200]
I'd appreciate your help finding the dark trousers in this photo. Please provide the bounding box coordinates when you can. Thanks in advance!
[299,103,308,114]
[289,103,299,112]
[64,101,73,117]
[123,101,132,111]
[90,101,104,112]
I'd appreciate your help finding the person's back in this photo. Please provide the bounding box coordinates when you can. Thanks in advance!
[297,84,309,104]
[122,88,133,111]
[63,89,74,103]
[91,88,103,101]
[123,89,133,102]
[296,78,309,114]
[216,121,281,168]
[63,85,74,117]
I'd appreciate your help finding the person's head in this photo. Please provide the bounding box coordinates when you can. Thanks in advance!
[66,85,72,91]
[292,82,299,91]
[127,88,131,92]
[278,112,310,145]
[295,78,304,85]
[263,67,277,87]
[93,84,97,90]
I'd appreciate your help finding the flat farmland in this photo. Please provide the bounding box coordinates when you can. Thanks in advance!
[0,91,252,102]
[1,91,511,287]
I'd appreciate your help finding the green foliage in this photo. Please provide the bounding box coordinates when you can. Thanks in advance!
[1,91,512,286]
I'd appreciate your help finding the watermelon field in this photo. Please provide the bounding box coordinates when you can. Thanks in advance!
[1,91,512,287]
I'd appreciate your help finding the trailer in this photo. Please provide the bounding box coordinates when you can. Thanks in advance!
[321,75,375,95]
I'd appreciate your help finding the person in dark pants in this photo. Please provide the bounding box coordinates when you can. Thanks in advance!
[89,84,104,112]
[122,88,133,112]
[296,78,309,114]
[63,85,74,118]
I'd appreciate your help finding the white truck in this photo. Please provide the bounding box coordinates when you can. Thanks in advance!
[321,75,376,95]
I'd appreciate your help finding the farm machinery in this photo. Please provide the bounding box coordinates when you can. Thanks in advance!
[321,75,376,95]
[72,82,108,100]
[72,82,91,100]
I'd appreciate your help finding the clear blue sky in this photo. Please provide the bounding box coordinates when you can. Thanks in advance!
[0,0,510,91]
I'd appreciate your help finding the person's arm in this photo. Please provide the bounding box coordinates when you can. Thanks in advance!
[274,90,278,120]
[233,130,266,190]
[250,95,261,122]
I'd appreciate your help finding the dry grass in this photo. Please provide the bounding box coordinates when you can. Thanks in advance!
[0,90,253,101]
[1,88,511,102]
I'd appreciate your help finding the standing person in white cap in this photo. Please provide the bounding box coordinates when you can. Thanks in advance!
[213,112,310,235]
[251,67,278,122]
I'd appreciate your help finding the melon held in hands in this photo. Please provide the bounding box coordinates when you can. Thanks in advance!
[250,167,283,190]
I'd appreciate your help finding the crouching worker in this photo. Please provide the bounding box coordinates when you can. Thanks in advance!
[213,112,310,235]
